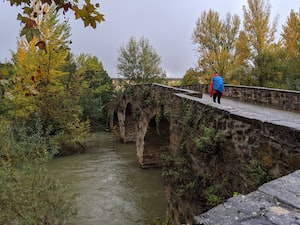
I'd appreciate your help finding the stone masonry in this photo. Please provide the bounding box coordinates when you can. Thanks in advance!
[194,169,300,225]
[108,83,300,225]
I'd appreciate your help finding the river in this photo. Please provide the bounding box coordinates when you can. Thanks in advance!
[47,132,167,225]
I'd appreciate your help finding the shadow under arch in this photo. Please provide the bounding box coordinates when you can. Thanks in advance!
[142,114,170,168]
[124,102,136,142]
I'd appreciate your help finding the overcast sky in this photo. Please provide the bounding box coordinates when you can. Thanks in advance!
[0,1,298,78]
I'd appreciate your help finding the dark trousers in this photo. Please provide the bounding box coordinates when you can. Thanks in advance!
[213,92,222,104]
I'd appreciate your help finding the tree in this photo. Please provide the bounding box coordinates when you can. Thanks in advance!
[11,6,72,123]
[243,0,277,59]
[4,0,104,42]
[280,9,300,90]
[242,0,279,86]
[243,0,278,56]
[116,36,166,84]
[8,6,90,149]
[228,31,252,85]
[281,9,300,58]
[192,10,240,83]
[181,68,200,85]
[252,48,284,87]
[75,53,114,129]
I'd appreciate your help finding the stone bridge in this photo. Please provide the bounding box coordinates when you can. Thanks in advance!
[108,83,300,225]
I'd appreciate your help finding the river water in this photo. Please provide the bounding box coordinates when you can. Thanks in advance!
[47,132,167,225]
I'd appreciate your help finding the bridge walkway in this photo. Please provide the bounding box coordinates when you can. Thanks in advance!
[194,93,300,130]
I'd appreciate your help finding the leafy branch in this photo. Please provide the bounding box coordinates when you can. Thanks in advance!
[7,0,105,42]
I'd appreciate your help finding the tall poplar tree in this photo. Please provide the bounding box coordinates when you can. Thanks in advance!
[243,0,278,56]
[280,9,300,90]
[229,31,252,85]
[192,10,240,83]
[281,9,300,58]
[242,0,280,86]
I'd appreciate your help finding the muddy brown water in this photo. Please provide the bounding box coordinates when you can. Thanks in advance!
[47,132,167,225]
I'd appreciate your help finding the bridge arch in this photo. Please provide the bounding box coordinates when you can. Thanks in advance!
[123,102,136,142]
[140,115,170,168]
[109,83,300,225]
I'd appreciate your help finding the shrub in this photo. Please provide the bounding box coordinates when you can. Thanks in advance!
[0,119,77,225]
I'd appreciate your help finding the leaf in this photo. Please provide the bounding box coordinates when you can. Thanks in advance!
[17,13,25,22]
[20,27,40,42]
[84,19,89,27]
[25,31,33,43]
[20,26,28,37]
[0,79,10,86]
[41,0,52,4]
[22,6,33,15]
[90,19,96,29]
[25,18,37,28]
[35,40,47,53]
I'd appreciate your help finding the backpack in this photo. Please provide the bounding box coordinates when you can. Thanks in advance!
[213,75,224,93]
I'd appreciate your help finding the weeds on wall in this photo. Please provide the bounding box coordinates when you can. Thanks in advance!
[142,85,153,106]
[203,183,225,207]
[155,98,168,135]
[150,216,171,225]
[247,159,272,188]
[162,100,226,209]
[161,152,201,197]
[194,127,225,154]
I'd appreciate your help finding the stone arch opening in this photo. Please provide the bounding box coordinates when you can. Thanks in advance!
[124,102,136,142]
[110,110,119,133]
[142,115,170,168]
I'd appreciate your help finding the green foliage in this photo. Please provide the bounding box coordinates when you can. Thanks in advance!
[0,119,77,225]
[8,0,104,42]
[0,4,114,224]
[116,36,166,84]
[192,9,240,82]
[191,0,300,90]
[162,100,228,214]
[283,57,300,91]
[162,153,199,197]
[203,183,224,207]
[194,127,225,153]
[7,8,92,154]
[75,53,114,129]
[0,62,15,115]
[181,68,200,85]
[155,98,167,134]
[150,217,171,225]
[243,0,278,56]
[233,191,239,197]
[142,85,154,106]
[182,99,195,133]
[73,0,105,28]
[247,159,272,188]
[252,48,284,87]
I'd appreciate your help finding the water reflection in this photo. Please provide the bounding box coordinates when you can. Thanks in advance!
[47,132,167,225]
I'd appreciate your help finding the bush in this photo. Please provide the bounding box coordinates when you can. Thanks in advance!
[0,119,77,225]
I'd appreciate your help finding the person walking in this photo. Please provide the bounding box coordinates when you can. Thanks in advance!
[210,73,224,104]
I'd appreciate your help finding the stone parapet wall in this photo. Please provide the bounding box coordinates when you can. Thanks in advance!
[165,93,300,224]
[194,169,300,225]
[200,84,300,112]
